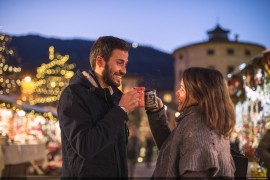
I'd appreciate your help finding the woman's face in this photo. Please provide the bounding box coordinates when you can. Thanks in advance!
[176,80,197,112]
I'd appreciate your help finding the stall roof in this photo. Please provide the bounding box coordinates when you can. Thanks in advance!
[0,94,57,117]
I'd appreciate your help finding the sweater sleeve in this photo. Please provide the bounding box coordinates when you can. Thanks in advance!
[146,107,171,150]
[181,170,210,177]
[178,117,235,177]
[179,146,219,176]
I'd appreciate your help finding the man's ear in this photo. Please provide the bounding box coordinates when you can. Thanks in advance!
[96,56,105,68]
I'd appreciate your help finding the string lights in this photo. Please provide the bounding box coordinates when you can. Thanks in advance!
[0,33,22,95]
[26,46,75,105]
[0,102,57,121]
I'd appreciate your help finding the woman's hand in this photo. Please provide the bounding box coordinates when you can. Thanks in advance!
[150,96,164,112]
[156,96,163,109]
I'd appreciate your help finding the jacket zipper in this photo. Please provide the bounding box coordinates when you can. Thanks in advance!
[103,88,122,176]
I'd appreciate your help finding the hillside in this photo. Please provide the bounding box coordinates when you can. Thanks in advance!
[8,35,175,90]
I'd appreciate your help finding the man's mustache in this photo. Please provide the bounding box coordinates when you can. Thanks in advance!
[115,71,126,76]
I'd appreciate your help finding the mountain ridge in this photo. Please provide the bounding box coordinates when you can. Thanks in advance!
[7,34,175,90]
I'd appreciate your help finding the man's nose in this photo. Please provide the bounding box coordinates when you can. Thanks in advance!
[121,66,126,75]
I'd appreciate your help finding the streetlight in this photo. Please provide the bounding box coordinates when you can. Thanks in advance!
[21,76,35,102]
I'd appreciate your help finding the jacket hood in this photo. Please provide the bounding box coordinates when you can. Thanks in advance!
[69,70,101,88]
[69,69,123,96]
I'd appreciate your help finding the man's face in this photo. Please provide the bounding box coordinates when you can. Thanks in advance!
[102,49,128,87]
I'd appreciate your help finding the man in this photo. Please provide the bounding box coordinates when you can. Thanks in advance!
[57,36,141,177]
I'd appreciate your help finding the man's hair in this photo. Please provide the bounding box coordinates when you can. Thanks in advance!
[182,67,236,137]
[89,36,130,70]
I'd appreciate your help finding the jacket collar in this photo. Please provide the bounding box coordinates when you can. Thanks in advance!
[69,69,94,89]
[82,70,99,88]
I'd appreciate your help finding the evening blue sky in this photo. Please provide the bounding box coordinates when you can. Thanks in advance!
[0,0,269,53]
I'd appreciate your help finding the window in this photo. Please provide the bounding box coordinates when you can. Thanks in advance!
[227,48,234,55]
[207,49,215,56]
[179,54,183,60]
[227,66,234,74]
[163,94,172,103]
[245,49,251,56]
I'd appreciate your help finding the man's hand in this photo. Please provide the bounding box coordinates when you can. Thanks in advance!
[119,89,141,113]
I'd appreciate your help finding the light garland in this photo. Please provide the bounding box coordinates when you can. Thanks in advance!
[27,46,75,105]
[228,52,270,104]
[0,102,57,121]
[0,33,22,95]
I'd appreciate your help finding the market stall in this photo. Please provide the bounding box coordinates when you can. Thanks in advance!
[0,94,61,176]
[228,49,270,177]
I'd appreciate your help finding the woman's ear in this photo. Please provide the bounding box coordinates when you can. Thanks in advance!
[189,93,198,105]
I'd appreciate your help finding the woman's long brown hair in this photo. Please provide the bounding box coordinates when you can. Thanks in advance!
[182,67,236,137]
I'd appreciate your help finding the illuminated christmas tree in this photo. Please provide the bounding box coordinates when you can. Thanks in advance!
[28,46,75,106]
[0,33,22,95]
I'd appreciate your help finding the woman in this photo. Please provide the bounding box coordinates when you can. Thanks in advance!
[146,67,236,178]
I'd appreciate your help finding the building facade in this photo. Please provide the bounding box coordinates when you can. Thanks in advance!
[172,24,266,93]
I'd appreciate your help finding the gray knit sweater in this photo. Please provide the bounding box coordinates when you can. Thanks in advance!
[147,105,235,178]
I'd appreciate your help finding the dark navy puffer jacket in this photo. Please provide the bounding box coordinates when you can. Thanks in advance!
[57,69,129,177]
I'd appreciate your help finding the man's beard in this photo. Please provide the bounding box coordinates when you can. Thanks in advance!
[102,63,123,87]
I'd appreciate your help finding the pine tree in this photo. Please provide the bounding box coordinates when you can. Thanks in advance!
[0,33,22,95]
[29,46,75,106]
